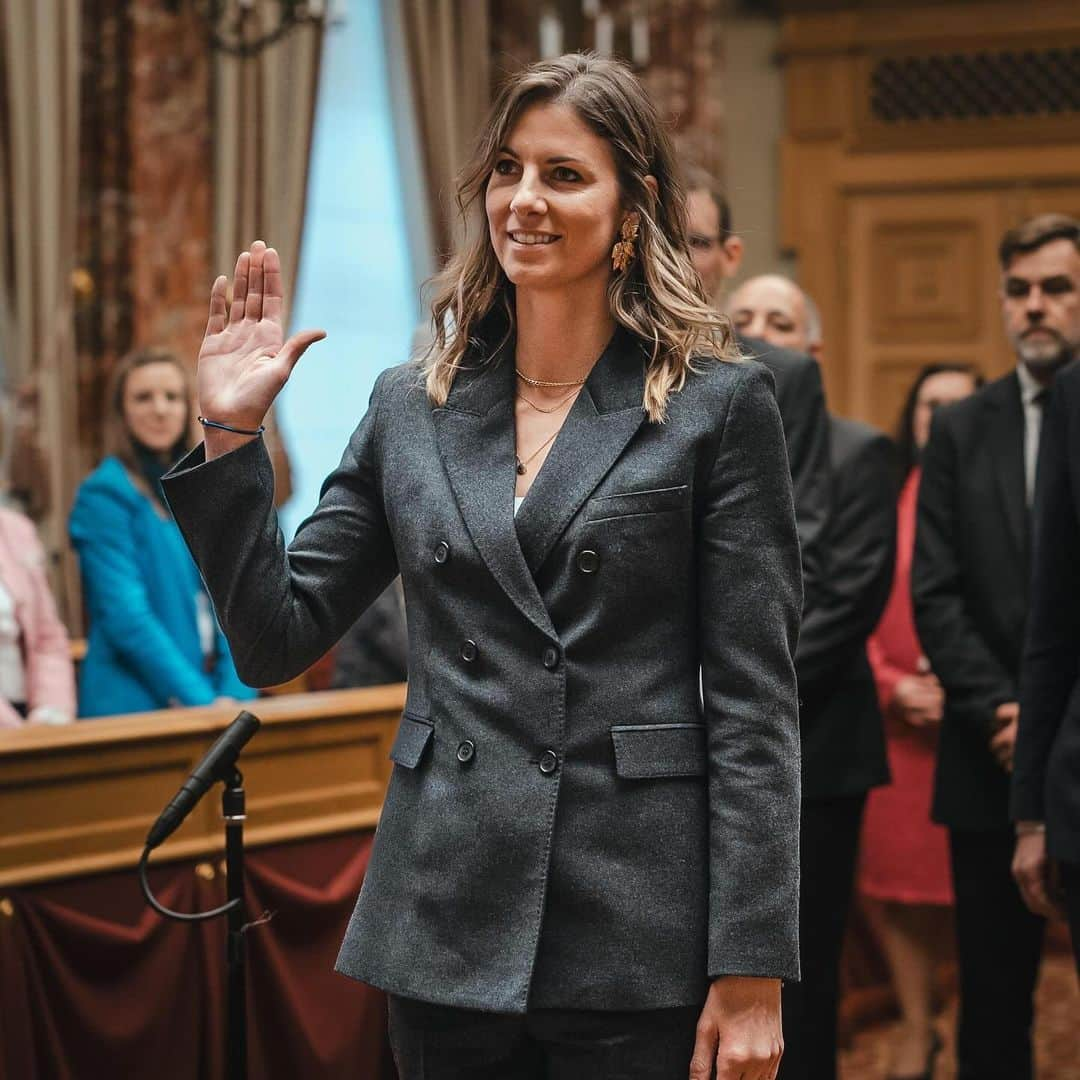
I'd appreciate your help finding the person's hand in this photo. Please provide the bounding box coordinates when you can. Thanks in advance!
[990,702,1019,771]
[1012,829,1066,919]
[891,673,944,727]
[690,976,783,1080]
[198,240,325,458]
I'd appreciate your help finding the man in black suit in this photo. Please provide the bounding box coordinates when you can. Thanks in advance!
[727,273,895,1080]
[686,172,832,619]
[914,213,1080,1079]
[1009,218,1080,976]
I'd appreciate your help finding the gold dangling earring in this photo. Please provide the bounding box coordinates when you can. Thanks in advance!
[611,217,640,272]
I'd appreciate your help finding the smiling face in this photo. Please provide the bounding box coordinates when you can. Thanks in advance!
[122,361,188,456]
[485,101,626,298]
[1000,237,1080,378]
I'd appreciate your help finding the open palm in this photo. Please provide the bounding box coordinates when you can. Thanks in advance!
[198,240,325,430]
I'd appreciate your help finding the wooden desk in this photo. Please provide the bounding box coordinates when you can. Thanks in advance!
[0,686,404,888]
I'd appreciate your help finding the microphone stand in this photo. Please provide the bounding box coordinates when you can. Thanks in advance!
[140,766,258,1080]
[223,767,248,1080]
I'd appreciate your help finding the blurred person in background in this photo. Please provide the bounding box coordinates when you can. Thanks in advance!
[0,495,76,728]
[858,363,981,1079]
[330,580,407,689]
[914,214,1080,1080]
[1010,227,1080,977]
[685,168,832,637]
[726,273,896,1080]
[70,348,255,718]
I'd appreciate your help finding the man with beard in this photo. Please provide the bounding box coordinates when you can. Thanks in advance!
[914,214,1080,1080]
[685,169,831,620]
[1010,217,1080,977]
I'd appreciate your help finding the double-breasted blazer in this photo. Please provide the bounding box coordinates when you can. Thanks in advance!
[162,328,802,1013]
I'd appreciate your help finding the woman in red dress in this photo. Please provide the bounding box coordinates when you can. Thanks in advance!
[858,363,981,1079]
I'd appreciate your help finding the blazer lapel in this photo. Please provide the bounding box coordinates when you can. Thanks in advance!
[515,329,647,575]
[987,373,1028,561]
[432,345,556,639]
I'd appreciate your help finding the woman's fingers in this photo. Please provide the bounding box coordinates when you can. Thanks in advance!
[689,1018,718,1080]
[205,275,228,336]
[246,240,267,321]
[262,246,284,323]
[229,251,250,324]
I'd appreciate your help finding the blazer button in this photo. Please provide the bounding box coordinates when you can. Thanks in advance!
[434,541,450,565]
[577,549,600,574]
[461,640,478,663]
[542,646,560,670]
[456,740,476,764]
[539,750,559,775]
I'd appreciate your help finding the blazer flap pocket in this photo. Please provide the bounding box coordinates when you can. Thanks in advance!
[611,723,707,779]
[390,714,434,769]
[586,485,689,522]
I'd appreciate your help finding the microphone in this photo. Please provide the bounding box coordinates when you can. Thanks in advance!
[145,710,261,850]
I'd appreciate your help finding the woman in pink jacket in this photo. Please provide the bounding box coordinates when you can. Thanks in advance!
[0,505,76,727]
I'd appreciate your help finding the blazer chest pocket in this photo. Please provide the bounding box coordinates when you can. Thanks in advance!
[390,714,434,769]
[611,723,706,779]
[586,485,689,523]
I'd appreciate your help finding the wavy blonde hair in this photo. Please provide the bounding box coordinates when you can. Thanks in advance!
[420,52,735,422]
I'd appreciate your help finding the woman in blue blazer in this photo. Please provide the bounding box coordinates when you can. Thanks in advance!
[70,348,254,717]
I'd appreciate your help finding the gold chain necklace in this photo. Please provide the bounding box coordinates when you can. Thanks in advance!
[517,386,581,414]
[516,368,587,388]
[515,426,562,475]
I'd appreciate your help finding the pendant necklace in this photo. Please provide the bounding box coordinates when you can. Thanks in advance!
[515,427,561,475]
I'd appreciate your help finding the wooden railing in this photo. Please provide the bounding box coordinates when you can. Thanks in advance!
[0,686,405,888]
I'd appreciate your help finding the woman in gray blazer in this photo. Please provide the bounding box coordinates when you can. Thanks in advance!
[163,54,801,1080]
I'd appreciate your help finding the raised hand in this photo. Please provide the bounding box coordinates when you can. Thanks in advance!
[198,240,325,454]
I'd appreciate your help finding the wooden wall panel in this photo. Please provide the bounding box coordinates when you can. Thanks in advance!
[847,190,1009,428]
[780,1,1080,425]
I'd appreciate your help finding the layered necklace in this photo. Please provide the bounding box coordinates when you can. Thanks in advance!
[513,369,586,476]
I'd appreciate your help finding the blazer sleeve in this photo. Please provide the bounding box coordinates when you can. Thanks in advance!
[70,484,220,707]
[699,364,802,983]
[912,409,1015,736]
[162,373,399,688]
[796,432,897,690]
[777,356,831,615]
[16,516,76,720]
[1012,386,1080,821]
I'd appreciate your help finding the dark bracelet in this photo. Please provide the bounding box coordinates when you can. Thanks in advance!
[197,416,265,437]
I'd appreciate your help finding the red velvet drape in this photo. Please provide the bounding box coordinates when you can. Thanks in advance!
[0,832,397,1080]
